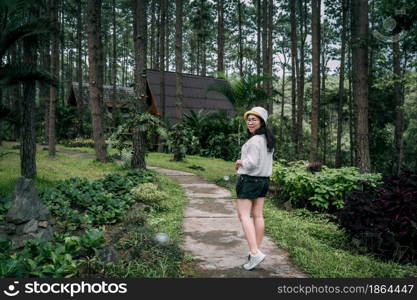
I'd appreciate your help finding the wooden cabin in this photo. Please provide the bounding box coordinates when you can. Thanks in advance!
[67,70,236,124]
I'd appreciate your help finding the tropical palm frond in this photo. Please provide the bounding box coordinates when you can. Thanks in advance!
[183,109,209,133]
[0,64,58,88]
[206,81,236,105]
[205,73,274,111]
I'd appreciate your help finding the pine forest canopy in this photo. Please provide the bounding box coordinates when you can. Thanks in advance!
[0,0,416,176]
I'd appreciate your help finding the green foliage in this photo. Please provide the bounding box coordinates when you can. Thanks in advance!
[130,182,168,210]
[271,160,382,211]
[206,73,270,111]
[62,138,96,148]
[39,169,155,231]
[264,201,417,277]
[106,125,131,155]
[107,112,167,155]
[97,226,184,278]
[0,195,11,223]
[0,1,57,89]
[120,148,132,169]
[0,229,105,278]
[166,122,190,161]
[182,110,243,161]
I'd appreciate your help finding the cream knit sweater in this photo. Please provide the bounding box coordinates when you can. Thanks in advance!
[237,134,273,177]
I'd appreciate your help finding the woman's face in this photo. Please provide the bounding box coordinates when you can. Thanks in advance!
[246,114,261,134]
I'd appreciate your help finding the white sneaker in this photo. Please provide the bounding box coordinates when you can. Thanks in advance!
[243,251,266,270]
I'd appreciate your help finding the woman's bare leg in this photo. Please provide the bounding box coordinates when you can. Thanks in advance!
[251,197,265,248]
[236,198,259,255]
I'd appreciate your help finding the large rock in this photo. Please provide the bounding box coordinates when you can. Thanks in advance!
[4,177,54,248]
[6,177,50,224]
[16,219,38,235]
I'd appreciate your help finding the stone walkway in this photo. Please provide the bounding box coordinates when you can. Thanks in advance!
[147,166,307,278]
[39,146,307,278]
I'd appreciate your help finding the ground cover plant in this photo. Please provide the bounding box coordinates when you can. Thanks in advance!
[336,172,417,264]
[140,152,417,277]
[270,160,382,211]
[0,142,189,278]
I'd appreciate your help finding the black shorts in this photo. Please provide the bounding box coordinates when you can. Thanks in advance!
[236,174,270,200]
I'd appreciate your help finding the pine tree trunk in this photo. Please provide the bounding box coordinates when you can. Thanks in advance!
[60,0,65,104]
[158,0,166,152]
[156,3,160,70]
[111,0,119,128]
[392,41,404,175]
[131,0,148,169]
[21,5,39,179]
[351,0,370,173]
[335,0,347,168]
[10,44,21,141]
[0,71,2,145]
[200,0,206,77]
[40,21,50,144]
[321,49,327,165]
[175,0,183,123]
[267,0,273,113]
[87,0,108,162]
[279,50,287,151]
[296,0,306,159]
[159,0,166,118]
[49,0,59,157]
[237,0,244,78]
[261,0,268,107]
[256,0,261,81]
[165,1,170,71]
[122,33,127,86]
[217,0,224,73]
[310,0,320,163]
[150,0,156,69]
[77,0,84,136]
[290,0,298,150]
[173,0,184,162]
[348,45,354,166]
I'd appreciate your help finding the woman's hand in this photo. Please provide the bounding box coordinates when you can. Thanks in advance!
[235,160,243,170]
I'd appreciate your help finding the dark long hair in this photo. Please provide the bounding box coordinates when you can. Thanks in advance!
[247,120,275,152]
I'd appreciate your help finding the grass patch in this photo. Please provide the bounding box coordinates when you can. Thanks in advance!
[263,200,417,278]
[147,152,235,181]
[146,152,237,196]
[0,142,192,278]
[88,172,192,278]
[7,143,414,277]
[131,150,417,278]
[0,142,123,196]
[145,173,187,242]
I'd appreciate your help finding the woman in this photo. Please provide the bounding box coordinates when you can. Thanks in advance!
[235,106,275,271]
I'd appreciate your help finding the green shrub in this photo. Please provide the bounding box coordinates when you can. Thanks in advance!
[0,229,105,278]
[62,138,97,148]
[39,169,155,231]
[0,195,11,223]
[182,110,243,161]
[99,226,183,278]
[130,183,167,210]
[166,123,187,158]
[336,172,417,264]
[271,160,382,211]
[120,148,132,168]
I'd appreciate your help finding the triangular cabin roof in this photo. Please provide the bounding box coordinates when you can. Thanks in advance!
[67,70,235,123]
[146,70,235,124]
